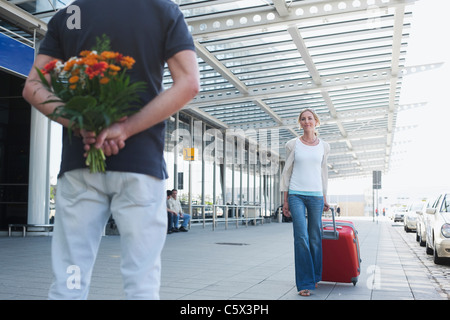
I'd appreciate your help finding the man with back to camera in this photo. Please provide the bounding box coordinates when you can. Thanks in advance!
[22,0,200,299]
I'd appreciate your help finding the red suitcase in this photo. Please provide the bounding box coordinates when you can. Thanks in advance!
[322,217,361,285]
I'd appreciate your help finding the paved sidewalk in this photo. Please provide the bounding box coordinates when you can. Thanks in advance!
[0,217,447,300]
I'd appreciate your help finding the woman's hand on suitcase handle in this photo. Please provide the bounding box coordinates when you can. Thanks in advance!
[322,195,330,212]
[282,192,291,217]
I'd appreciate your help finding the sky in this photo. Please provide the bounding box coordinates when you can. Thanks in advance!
[329,0,450,201]
[381,0,450,198]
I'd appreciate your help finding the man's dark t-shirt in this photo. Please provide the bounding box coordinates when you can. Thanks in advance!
[39,0,195,179]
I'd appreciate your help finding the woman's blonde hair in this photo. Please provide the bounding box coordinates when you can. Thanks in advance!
[298,108,321,127]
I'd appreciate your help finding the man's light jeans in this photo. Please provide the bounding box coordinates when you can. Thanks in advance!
[48,169,167,300]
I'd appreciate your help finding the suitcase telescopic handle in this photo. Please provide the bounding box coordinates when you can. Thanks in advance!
[331,206,338,239]
[323,207,339,240]
[323,224,342,230]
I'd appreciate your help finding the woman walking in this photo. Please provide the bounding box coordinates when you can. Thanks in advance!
[280,108,330,296]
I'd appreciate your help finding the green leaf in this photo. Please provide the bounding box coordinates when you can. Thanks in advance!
[42,98,63,105]
[92,34,111,53]
[65,96,97,112]
[102,112,111,128]
[35,67,51,89]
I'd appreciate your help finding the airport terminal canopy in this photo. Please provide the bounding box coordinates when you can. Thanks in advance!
[0,0,427,179]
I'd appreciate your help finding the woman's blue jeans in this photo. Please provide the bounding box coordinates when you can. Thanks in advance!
[288,194,324,291]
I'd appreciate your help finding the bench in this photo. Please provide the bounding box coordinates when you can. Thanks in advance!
[8,224,54,237]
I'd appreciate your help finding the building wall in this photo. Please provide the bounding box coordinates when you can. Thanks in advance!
[328,194,366,217]
[336,201,366,217]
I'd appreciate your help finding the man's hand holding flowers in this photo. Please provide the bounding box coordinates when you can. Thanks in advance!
[81,116,128,157]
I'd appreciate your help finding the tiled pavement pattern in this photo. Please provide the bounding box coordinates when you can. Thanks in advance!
[0,217,448,300]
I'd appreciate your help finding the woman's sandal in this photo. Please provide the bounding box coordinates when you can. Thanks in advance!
[298,289,311,296]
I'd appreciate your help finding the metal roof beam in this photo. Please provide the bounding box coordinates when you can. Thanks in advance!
[272,0,290,17]
[194,41,249,94]
[187,0,416,39]
[196,40,292,134]
[287,25,322,85]
[9,1,35,5]
[390,4,406,78]
[386,4,407,165]
[189,67,394,108]
[198,13,410,49]
[254,99,297,137]
[285,24,355,153]
[322,129,388,142]
[0,0,47,38]
[185,107,229,130]
[177,0,239,10]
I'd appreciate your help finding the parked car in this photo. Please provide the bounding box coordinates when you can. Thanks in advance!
[405,201,427,233]
[415,200,430,246]
[404,203,416,232]
[393,207,407,222]
[424,193,450,264]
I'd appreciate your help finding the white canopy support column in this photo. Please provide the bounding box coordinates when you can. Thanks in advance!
[28,111,51,225]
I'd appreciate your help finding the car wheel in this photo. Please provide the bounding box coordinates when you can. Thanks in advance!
[433,242,446,265]
[426,240,433,255]
[419,233,426,247]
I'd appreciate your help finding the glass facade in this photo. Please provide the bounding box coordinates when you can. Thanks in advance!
[0,71,31,229]
[164,111,280,229]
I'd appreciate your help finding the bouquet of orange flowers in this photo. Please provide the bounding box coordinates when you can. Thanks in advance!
[37,35,146,173]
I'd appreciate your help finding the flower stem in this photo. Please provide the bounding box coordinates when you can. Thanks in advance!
[85,146,106,173]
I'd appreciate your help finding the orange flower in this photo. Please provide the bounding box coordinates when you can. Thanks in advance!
[69,75,79,84]
[109,64,121,72]
[108,64,121,76]
[99,77,110,85]
[101,51,119,60]
[80,50,91,57]
[78,51,100,67]
[64,59,78,71]
[120,56,135,69]
[86,51,99,59]
[69,84,77,90]
[83,57,99,67]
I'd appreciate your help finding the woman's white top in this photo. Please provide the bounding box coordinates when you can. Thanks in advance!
[280,137,330,195]
[289,138,324,196]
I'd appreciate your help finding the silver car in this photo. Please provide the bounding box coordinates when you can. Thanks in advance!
[393,208,407,222]
[425,193,450,265]
[405,202,427,233]
[415,200,430,246]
